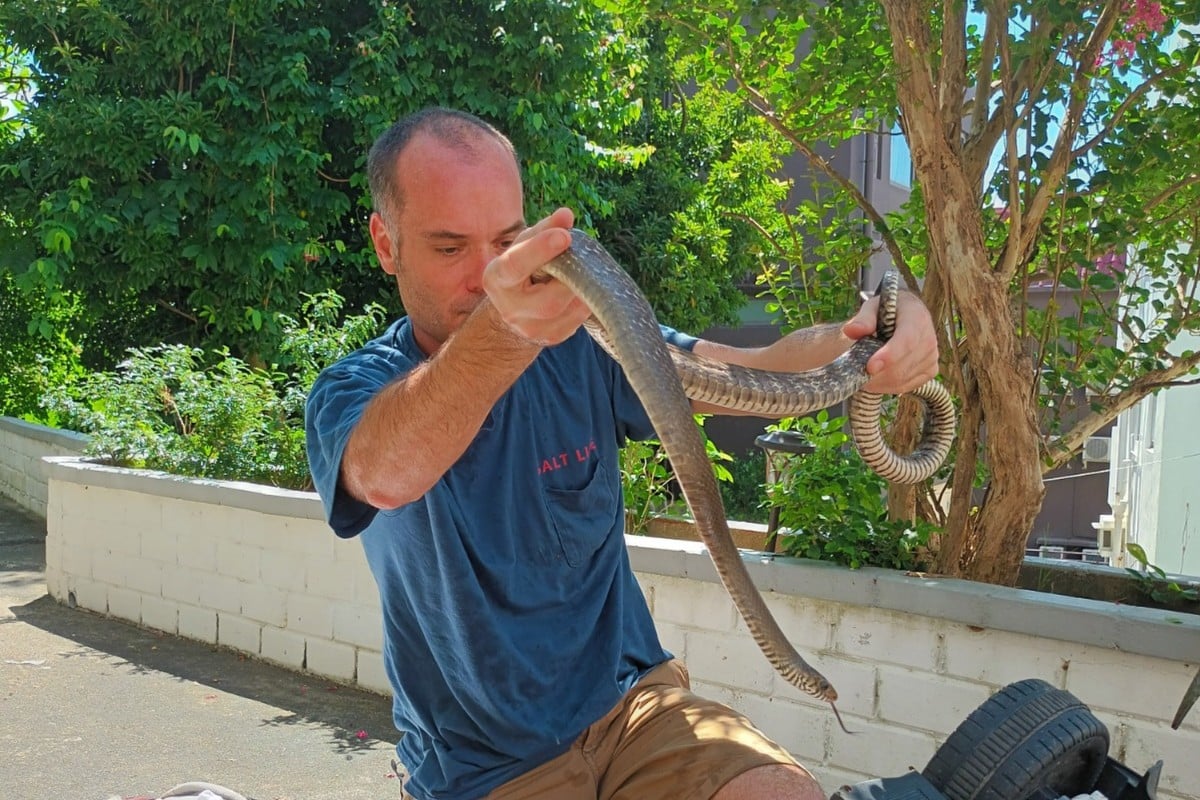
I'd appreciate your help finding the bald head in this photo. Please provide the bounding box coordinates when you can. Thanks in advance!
[367,108,520,226]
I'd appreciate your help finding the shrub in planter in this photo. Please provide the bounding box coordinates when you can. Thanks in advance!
[619,415,735,534]
[767,411,938,571]
[41,291,385,490]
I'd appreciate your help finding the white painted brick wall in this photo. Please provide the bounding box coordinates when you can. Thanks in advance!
[685,627,778,694]
[260,550,308,593]
[332,601,383,651]
[779,653,878,720]
[140,529,179,566]
[356,649,391,696]
[827,721,940,780]
[1066,647,1198,724]
[306,637,357,683]
[176,535,218,573]
[261,626,306,669]
[942,624,1074,686]
[0,417,87,515]
[285,591,335,638]
[215,540,261,583]
[123,557,164,597]
[72,577,108,614]
[40,458,1200,799]
[240,583,287,628]
[306,558,359,603]
[770,592,838,651]
[644,574,739,631]
[106,586,143,623]
[836,606,944,672]
[1119,721,1199,799]
[198,572,248,616]
[58,537,92,580]
[161,564,204,605]
[141,596,179,634]
[876,666,992,734]
[729,690,830,762]
[178,604,217,643]
[217,612,263,654]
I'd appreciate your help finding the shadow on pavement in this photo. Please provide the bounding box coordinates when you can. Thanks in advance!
[10,593,397,757]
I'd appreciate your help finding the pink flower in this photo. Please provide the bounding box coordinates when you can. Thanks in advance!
[356,729,368,740]
[1098,0,1167,67]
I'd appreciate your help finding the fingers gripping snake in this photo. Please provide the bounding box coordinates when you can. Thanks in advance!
[542,229,956,725]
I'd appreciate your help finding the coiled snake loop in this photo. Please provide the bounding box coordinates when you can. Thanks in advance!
[543,230,956,728]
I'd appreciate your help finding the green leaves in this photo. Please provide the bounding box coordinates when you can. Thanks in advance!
[765,411,937,571]
[39,292,386,489]
[1125,542,1200,606]
[619,415,733,533]
[161,125,202,156]
[0,0,666,366]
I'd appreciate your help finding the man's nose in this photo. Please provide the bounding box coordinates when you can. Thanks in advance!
[463,249,491,293]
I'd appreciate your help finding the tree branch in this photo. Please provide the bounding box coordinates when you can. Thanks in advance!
[967,3,999,147]
[154,298,199,324]
[316,168,351,184]
[939,0,968,140]
[728,54,915,285]
[1013,0,1124,276]
[1045,349,1200,471]
[1146,174,1200,211]
[997,16,1023,283]
[964,12,1063,190]
[1071,60,1196,160]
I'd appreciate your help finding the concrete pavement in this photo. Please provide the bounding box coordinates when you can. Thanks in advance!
[0,495,399,800]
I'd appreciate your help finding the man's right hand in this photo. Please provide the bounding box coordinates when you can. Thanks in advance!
[482,207,593,347]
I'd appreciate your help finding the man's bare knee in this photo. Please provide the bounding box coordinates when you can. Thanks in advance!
[713,763,824,800]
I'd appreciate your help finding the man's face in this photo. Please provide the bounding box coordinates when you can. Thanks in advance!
[369,132,525,355]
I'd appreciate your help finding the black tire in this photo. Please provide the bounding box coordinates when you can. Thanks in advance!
[922,678,1110,800]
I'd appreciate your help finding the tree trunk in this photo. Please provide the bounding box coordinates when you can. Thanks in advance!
[882,0,1047,585]
[925,188,1046,586]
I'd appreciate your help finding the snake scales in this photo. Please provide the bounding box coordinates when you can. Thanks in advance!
[543,229,956,724]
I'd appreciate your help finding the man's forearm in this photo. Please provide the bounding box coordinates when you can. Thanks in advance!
[342,300,541,509]
[692,322,850,375]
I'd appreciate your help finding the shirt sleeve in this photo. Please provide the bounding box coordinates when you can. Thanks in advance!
[305,346,414,538]
[660,323,699,353]
[605,324,699,443]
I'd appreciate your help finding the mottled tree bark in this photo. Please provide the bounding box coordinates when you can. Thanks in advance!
[880,0,1047,584]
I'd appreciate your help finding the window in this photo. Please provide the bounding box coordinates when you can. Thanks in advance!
[889,122,913,188]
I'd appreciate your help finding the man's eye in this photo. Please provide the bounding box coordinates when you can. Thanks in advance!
[497,239,515,251]
[437,247,461,256]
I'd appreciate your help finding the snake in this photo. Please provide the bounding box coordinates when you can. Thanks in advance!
[542,228,956,727]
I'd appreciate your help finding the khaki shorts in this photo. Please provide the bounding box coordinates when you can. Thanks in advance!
[399,659,802,800]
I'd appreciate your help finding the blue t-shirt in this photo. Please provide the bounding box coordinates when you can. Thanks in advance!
[305,318,697,800]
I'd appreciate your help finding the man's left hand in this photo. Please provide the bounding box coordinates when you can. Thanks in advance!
[842,290,940,395]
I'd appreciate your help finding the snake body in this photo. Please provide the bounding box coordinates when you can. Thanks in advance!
[543,229,955,715]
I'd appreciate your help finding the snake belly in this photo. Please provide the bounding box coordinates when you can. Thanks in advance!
[542,229,956,710]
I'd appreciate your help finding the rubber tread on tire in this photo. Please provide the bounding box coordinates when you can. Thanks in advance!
[922,678,1110,800]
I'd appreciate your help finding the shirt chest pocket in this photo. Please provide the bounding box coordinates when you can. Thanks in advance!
[539,458,619,568]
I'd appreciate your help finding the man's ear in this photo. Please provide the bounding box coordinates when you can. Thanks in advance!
[369,212,399,276]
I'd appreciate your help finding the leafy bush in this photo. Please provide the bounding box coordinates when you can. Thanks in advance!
[41,292,385,490]
[0,0,657,365]
[767,411,938,570]
[44,344,311,488]
[0,271,88,419]
[720,447,769,525]
[620,415,733,533]
[1125,542,1200,607]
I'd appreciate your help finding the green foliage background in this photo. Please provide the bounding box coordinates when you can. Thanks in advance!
[0,0,794,384]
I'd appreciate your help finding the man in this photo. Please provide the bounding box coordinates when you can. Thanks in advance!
[305,107,939,800]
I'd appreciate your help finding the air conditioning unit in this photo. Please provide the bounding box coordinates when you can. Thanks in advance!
[1083,435,1112,464]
